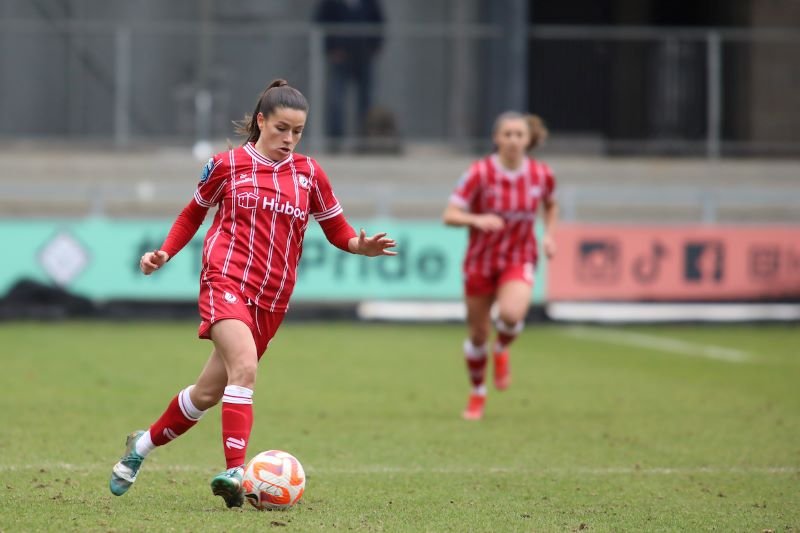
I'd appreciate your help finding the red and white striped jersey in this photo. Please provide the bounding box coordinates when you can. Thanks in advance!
[195,143,343,312]
[450,154,555,276]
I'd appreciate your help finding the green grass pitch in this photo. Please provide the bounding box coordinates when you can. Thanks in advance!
[0,321,798,532]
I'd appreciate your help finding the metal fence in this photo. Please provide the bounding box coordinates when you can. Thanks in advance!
[1,19,799,157]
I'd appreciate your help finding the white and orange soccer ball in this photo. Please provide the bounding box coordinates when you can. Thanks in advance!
[242,450,306,510]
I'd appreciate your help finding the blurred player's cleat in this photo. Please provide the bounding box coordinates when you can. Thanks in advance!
[211,466,245,508]
[493,351,511,390]
[109,430,146,496]
[462,393,486,420]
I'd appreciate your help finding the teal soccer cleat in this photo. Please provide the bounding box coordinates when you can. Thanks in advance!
[210,466,245,508]
[109,430,146,496]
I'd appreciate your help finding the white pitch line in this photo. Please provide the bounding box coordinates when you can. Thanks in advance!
[563,326,752,363]
[2,463,796,475]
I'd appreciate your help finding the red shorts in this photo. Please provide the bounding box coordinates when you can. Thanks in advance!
[198,278,285,358]
[464,263,535,297]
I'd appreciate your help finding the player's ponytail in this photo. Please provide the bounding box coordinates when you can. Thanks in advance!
[526,114,548,151]
[234,79,310,144]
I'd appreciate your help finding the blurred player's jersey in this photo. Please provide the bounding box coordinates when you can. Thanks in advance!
[450,154,555,277]
[195,143,343,312]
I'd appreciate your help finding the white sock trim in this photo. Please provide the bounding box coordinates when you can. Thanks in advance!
[135,430,156,457]
[463,339,488,360]
[223,385,253,405]
[178,385,206,421]
[472,384,487,396]
[495,318,524,336]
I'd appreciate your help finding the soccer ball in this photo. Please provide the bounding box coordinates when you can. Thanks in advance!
[242,450,306,510]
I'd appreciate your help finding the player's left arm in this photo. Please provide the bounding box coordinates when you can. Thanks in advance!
[311,160,397,257]
[541,165,559,260]
[317,214,397,257]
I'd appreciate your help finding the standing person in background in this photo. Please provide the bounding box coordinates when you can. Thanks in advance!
[314,0,384,148]
[443,112,558,420]
[109,79,396,508]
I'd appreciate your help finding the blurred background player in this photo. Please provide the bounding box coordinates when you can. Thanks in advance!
[109,79,397,508]
[443,112,558,420]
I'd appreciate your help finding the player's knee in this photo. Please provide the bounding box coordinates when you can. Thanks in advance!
[495,315,525,336]
[192,385,224,410]
[227,357,258,389]
[498,307,526,327]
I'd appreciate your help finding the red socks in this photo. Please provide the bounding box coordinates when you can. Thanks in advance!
[140,383,255,470]
[149,385,205,446]
[221,385,254,469]
[494,319,524,352]
[463,340,488,394]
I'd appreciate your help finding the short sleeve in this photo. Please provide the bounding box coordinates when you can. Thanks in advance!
[449,163,481,209]
[309,159,344,221]
[193,154,228,207]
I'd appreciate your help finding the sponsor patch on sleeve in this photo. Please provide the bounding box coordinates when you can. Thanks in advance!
[199,157,214,184]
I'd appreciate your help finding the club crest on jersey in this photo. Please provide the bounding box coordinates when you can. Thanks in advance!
[199,157,214,184]
[237,192,259,209]
[297,174,310,190]
[224,291,238,304]
[528,186,543,198]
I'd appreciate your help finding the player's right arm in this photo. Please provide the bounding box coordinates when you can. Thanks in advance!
[442,164,504,232]
[139,155,227,275]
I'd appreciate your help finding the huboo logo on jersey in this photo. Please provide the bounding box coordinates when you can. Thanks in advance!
[237,192,259,209]
[236,192,307,220]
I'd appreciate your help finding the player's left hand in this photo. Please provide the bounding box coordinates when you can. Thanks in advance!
[352,229,398,257]
[543,234,556,259]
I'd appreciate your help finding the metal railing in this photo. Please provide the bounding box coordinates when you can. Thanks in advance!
[0,19,798,157]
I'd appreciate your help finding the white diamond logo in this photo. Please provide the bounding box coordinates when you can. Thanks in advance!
[38,232,90,286]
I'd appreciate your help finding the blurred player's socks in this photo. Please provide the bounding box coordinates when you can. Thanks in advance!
[493,320,523,391]
[144,385,207,455]
[463,340,488,418]
[221,385,253,469]
[494,319,523,349]
[463,339,488,392]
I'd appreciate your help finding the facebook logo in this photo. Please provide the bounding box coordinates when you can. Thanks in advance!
[684,241,725,283]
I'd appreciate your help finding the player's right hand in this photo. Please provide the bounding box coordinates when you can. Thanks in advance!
[140,250,169,275]
[471,214,505,232]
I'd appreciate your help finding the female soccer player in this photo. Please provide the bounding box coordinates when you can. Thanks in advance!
[109,79,396,507]
[443,112,558,420]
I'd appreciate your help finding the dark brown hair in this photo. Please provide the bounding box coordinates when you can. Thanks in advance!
[235,79,309,144]
[492,111,549,152]
[525,114,549,151]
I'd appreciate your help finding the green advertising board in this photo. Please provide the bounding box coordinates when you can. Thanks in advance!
[0,218,548,303]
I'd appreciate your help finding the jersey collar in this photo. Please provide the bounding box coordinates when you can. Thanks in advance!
[245,142,292,169]
[490,154,528,180]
